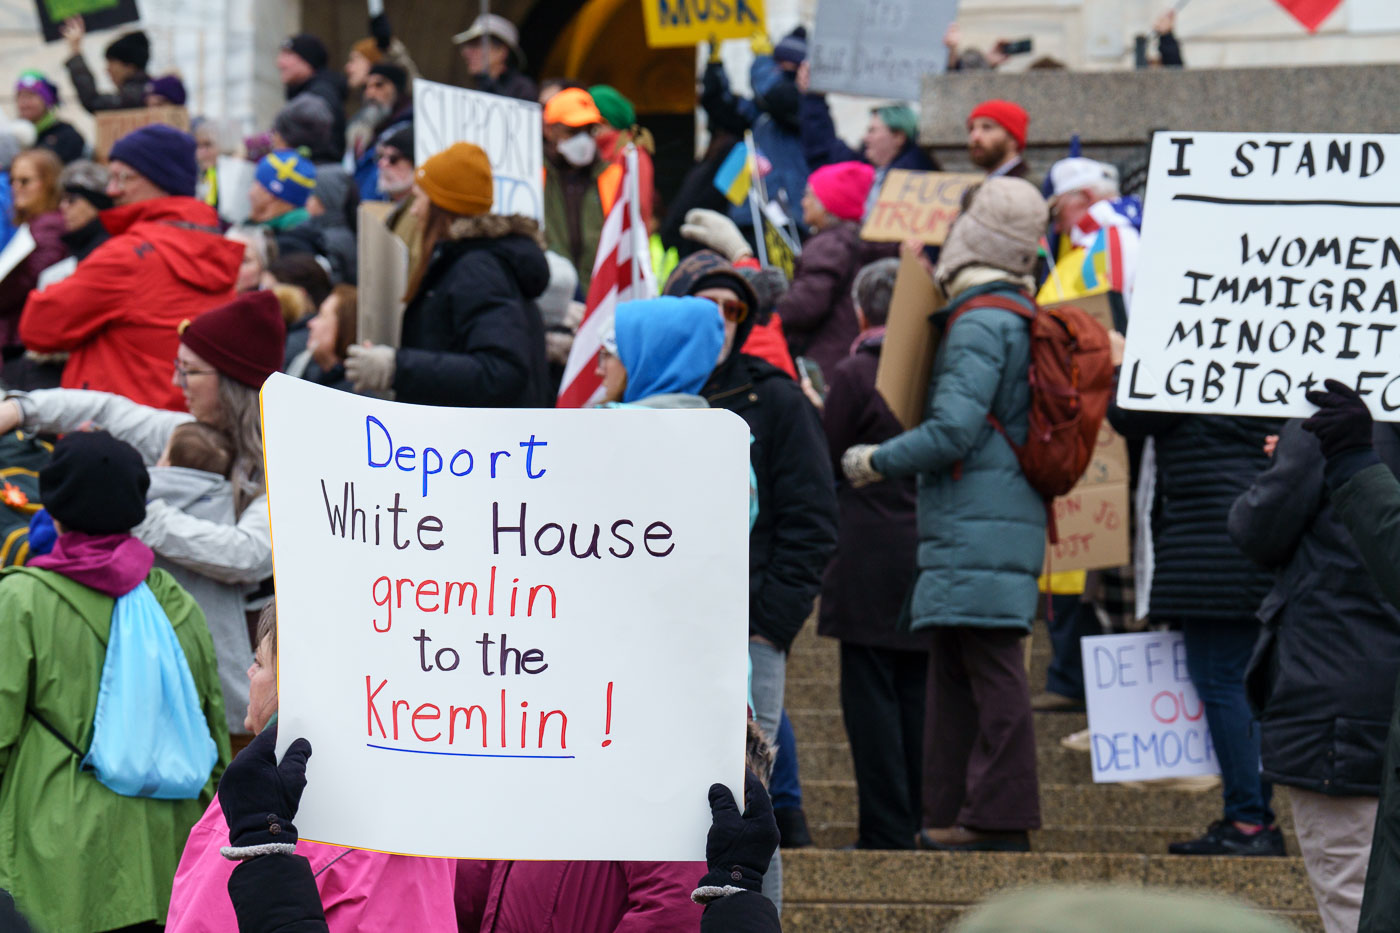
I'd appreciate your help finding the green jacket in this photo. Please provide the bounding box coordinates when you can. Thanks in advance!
[543,158,606,293]
[1335,463,1400,933]
[0,566,231,932]
[871,281,1044,632]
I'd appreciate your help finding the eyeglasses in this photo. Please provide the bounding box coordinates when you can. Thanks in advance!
[108,169,138,188]
[377,151,406,166]
[174,362,217,386]
[717,298,749,324]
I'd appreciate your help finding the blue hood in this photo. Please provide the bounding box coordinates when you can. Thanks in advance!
[615,296,725,403]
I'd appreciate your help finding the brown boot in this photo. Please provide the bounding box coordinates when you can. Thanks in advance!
[915,826,1031,852]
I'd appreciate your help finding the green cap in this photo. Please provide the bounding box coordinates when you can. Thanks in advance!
[589,84,636,131]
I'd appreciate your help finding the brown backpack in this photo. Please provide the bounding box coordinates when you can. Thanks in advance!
[948,290,1114,540]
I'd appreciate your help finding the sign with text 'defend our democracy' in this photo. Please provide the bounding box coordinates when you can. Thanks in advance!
[1082,632,1219,783]
[1119,131,1400,421]
[261,375,750,860]
[414,80,544,222]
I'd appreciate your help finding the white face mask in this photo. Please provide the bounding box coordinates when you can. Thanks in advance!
[557,131,597,167]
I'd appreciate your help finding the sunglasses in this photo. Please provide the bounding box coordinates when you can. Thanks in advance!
[378,151,406,166]
[717,298,748,324]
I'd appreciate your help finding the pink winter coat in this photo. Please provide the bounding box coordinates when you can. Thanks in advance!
[166,797,458,931]
[454,858,705,931]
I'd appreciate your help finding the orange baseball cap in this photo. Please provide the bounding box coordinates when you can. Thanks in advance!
[544,87,602,128]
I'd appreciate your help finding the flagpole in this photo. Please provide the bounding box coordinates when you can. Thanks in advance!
[742,130,768,266]
[625,144,657,297]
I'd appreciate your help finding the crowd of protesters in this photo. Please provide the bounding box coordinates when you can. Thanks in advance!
[0,8,1396,933]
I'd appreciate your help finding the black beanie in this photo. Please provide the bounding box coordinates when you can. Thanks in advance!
[105,31,150,70]
[282,34,329,72]
[41,431,149,535]
[369,63,409,98]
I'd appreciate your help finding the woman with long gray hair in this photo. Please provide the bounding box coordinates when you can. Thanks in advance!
[0,291,286,735]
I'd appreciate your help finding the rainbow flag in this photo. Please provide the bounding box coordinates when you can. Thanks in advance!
[713,142,751,206]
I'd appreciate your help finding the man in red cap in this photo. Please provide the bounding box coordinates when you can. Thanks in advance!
[966,99,1032,182]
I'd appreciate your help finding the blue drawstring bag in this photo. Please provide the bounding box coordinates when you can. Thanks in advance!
[82,581,218,799]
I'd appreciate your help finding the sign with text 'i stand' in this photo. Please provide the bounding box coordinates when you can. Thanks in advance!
[262,375,750,860]
[1082,631,1219,783]
[1118,131,1400,421]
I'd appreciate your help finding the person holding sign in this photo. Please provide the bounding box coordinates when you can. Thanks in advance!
[840,177,1050,851]
[0,149,67,356]
[60,19,150,114]
[344,142,551,407]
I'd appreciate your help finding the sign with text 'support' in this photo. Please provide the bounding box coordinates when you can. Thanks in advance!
[262,375,750,860]
[1082,632,1219,784]
[1119,131,1400,421]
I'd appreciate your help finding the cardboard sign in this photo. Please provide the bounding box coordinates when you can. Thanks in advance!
[875,253,943,430]
[414,80,543,222]
[261,375,750,860]
[861,170,981,245]
[809,0,958,100]
[641,0,765,48]
[94,105,190,161]
[356,201,409,349]
[1047,421,1131,572]
[36,0,139,43]
[1119,131,1400,422]
[1083,631,1219,783]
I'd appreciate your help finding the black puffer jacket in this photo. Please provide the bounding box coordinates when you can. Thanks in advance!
[1107,398,1283,621]
[395,214,551,408]
[668,251,838,650]
[286,71,347,162]
[1230,420,1400,796]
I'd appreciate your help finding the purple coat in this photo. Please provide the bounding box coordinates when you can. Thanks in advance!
[776,221,879,378]
[0,211,67,349]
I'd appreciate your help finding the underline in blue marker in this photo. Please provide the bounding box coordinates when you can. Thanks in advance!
[367,743,575,759]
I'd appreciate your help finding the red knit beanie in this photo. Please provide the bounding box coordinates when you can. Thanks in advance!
[808,161,876,223]
[179,291,288,388]
[967,99,1029,150]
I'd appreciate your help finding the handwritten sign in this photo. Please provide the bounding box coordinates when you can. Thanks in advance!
[36,0,139,43]
[261,375,750,860]
[875,253,943,430]
[1082,631,1219,783]
[414,80,544,222]
[861,170,981,245]
[641,0,765,48]
[1119,131,1400,421]
[809,0,958,100]
[94,105,190,161]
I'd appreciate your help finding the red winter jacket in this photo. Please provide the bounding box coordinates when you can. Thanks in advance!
[454,858,704,932]
[19,197,243,411]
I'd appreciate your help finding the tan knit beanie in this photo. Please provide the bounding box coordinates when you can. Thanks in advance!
[934,176,1048,289]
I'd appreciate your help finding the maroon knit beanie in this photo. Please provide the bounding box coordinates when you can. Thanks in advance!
[179,291,287,388]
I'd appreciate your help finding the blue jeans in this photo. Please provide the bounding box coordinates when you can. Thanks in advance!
[770,710,803,810]
[1181,619,1274,826]
[1045,596,1100,700]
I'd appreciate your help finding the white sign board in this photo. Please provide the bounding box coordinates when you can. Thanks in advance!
[413,79,545,222]
[808,0,957,100]
[1119,131,1400,421]
[1082,631,1219,783]
[261,375,750,860]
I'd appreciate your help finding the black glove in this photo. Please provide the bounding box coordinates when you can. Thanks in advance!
[1304,379,1374,460]
[369,12,392,50]
[697,771,779,895]
[218,724,312,858]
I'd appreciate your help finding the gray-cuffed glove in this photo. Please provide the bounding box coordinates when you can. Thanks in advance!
[841,444,884,488]
[680,208,753,262]
[345,343,396,394]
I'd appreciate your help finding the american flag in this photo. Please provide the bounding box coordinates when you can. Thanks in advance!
[556,146,656,408]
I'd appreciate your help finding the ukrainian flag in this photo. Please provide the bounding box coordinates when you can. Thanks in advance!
[713,142,751,206]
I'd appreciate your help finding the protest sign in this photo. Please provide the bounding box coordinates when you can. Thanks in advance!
[35,0,140,42]
[1082,631,1219,783]
[809,0,958,100]
[1119,131,1400,421]
[355,201,409,349]
[261,375,751,860]
[861,170,981,245]
[641,0,765,48]
[414,79,543,222]
[215,156,254,225]
[875,253,943,430]
[94,105,189,161]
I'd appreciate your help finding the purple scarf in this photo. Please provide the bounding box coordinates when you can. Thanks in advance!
[28,532,154,597]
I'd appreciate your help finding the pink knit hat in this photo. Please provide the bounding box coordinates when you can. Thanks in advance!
[808,161,876,222]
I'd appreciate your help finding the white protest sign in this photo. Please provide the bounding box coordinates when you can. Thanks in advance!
[1119,131,1400,421]
[809,0,957,100]
[413,79,544,222]
[261,374,750,860]
[1082,631,1219,783]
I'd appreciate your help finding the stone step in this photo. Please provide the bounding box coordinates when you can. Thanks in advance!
[780,904,1321,933]
[781,849,1315,910]
[802,781,1294,833]
[809,822,1300,856]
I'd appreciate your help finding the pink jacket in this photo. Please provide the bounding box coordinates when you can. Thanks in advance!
[166,798,458,931]
[454,858,705,931]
